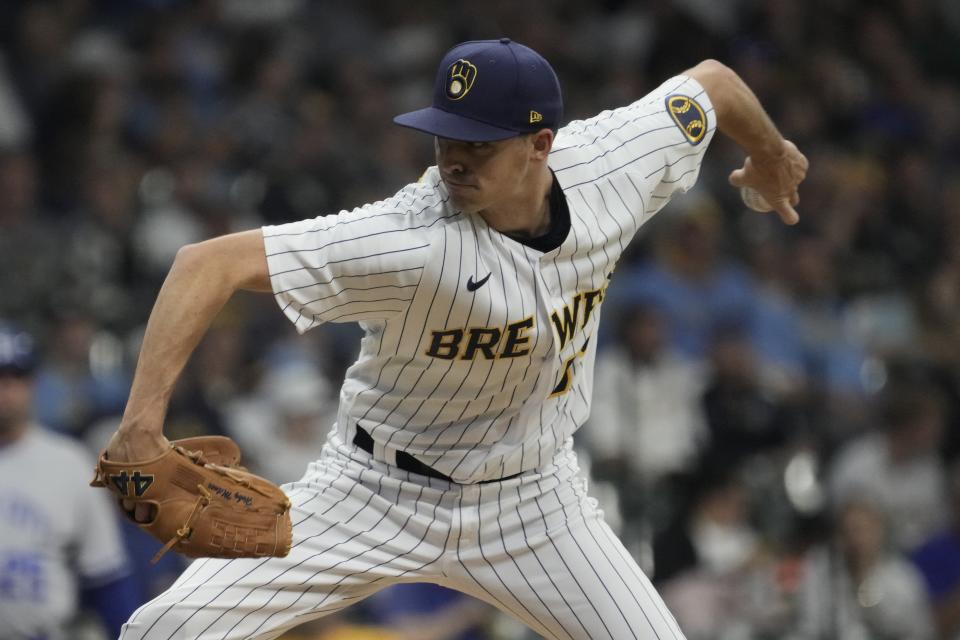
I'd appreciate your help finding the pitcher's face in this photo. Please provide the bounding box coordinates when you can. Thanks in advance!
[435,135,535,214]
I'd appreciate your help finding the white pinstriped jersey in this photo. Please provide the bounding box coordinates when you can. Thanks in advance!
[263,74,715,483]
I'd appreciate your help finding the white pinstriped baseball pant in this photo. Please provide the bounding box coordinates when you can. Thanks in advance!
[120,435,686,640]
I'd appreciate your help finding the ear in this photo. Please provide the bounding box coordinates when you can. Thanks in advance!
[528,129,554,160]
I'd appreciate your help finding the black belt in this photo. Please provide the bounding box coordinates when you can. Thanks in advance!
[352,426,520,484]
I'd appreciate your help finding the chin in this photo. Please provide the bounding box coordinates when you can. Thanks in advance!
[449,193,483,214]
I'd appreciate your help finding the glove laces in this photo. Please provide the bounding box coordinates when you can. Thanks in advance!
[151,484,212,564]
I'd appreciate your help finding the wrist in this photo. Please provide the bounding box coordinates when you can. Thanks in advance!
[116,410,166,438]
[118,393,170,437]
[116,423,163,439]
[748,137,787,164]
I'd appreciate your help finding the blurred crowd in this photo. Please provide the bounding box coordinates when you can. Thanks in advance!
[1,0,959,638]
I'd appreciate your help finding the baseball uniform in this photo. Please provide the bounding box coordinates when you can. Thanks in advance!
[0,426,132,640]
[122,40,715,640]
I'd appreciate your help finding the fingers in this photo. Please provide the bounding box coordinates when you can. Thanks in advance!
[123,499,155,523]
[799,152,809,172]
[728,168,747,187]
[135,504,156,523]
[101,430,165,525]
[774,200,800,226]
[732,140,807,226]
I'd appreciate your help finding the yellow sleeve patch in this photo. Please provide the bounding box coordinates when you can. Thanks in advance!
[665,94,707,145]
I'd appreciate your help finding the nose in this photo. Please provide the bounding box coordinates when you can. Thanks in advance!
[436,138,466,176]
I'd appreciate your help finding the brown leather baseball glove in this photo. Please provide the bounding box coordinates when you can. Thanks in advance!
[91,436,292,563]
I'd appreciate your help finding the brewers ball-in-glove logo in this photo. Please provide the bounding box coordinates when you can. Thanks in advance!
[447,59,477,100]
[666,95,707,145]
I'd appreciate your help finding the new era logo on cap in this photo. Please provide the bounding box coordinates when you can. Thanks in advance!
[394,38,563,142]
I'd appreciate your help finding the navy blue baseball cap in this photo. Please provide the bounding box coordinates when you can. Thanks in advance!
[0,323,36,375]
[394,38,563,142]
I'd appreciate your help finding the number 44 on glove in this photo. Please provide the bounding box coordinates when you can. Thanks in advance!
[91,436,292,563]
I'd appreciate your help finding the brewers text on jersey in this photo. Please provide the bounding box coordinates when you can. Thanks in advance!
[107,39,807,640]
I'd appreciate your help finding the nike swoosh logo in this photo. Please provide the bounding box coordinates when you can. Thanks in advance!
[466,273,491,292]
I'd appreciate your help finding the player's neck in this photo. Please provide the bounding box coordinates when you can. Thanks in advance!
[478,166,553,237]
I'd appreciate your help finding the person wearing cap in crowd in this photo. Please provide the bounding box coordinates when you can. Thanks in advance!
[107,38,806,638]
[0,322,141,640]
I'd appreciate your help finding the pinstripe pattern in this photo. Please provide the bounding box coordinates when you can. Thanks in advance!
[126,74,716,639]
[121,438,692,639]
[260,75,715,486]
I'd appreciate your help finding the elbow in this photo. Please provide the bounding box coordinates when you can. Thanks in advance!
[169,239,246,296]
[172,241,207,272]
[170,239,225,286]
[173,231,272,293]
[693,58,731,74]
[685,58,739,122]
[686,59,735,91]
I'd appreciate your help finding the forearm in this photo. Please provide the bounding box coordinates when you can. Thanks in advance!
[686,58,807,225]
[685,59,785,161]
[119,229,271,436]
